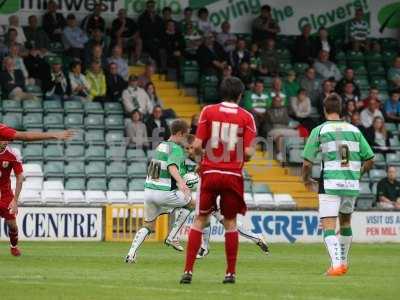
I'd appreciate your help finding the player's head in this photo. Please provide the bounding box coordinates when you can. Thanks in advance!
[387,165,397,181]
[170,119,189,143]
[220,77,245,104]
[184,134,196,159]
[323,93,342,118]
[0,141,9,152]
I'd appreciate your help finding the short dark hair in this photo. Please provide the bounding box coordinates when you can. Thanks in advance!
[186,134,195,145]
[131,109,142,119]
[261,5,271,12]
[184,7,193,13]
[390,88,400,96]
[220,77,245,102]
[67,14,76,20]
[70,60,81,70]
[198,7,209,17]
[170,119,189,135]
[323,93,342,115]
[162,6,172,13]
[254,79,264,86]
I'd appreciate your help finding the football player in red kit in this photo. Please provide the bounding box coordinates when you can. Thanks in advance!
[0,123,74,141]
[180,77,257,284]
[0,141,24,256]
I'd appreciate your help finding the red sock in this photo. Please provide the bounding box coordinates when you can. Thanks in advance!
[225,230,239,275]
[9,229,18,247]
[184,228,203,273]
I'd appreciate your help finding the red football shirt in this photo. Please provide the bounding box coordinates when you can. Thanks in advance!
[0,146,23,207]
[196,101,256,174]
[0,124,16,141]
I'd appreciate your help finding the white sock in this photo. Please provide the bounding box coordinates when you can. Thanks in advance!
[201,226,211,250]
[237,219,261,244]
[128,227,150,256]
[339,235,352,266]
[166,208,191,242]
[212,210,224,223]
[324,235,341,268]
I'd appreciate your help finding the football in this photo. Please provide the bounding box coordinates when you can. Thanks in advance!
[183,172,199,190]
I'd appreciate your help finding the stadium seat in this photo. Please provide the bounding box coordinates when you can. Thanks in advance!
[373,153,386,168]
[84,102,104,114]
[65,144,85,160]
[370,169,387,182]
[356,197,374,210]
[181,60,199,86]
[64,161,85,178]
[43,180,64,191]
[389,137,400,150]
[65,113,84,128]
[200,76,219,103]
[85,129,105,145]
[365,52,383,63]
[85,114,105,129]
[359,182,372,195]
[44,161,64,177]
[2,113,22,129]
[127,191,145,203]
[65,178,86,190]
[354,78,370,90]
[41,189,64,205]
[44,113,64,130]
[85,190,108,204]
[86,161,106,177]
[19,189,42,205]
[64,101,84,113]
[252,183,271,194]
[312,165,321,178]
[105,115,124,130]
[106,191,128,203]
[64,190,86,204]
[277,48,291,61]
[253,193,274,207]
[43,100,63,113]
[106,145,126,161]
[288,148,303,164]
[107,162,127,178]
[108,178,128,191]
[23,163,43,177]
[44,145,64,161]
[23,100,43,113]
[87,178,107,191]
[23,178,43,191]
[127,149,146,162]
[66,130,85,145]
[2,100,22,113]
[85,145,106,161]
[105,131,125,144]
[104,102,123,115]
[23,113,43,129]
[128,162,148,178]
[370,78,388,90]
[274,194,296,208]
[23,144,44,160]
[278,62,292,75]
[293,63,309,75]
[346,50,364,62]
[128,178,146,190]
[386,153,400,166]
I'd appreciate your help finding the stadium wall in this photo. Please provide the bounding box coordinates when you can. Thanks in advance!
[0,0,397,37]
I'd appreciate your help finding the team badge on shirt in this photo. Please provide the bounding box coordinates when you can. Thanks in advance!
[2,162,9,168]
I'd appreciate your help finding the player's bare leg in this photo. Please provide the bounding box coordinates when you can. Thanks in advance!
[6,220,20,257]
[222,217,238,284]
[321,217,343,276]
[338,213,352,274]
[125,221,155,264]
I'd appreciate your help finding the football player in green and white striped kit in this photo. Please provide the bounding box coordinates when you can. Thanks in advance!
[302,94,374,276]
[125,119,195,263]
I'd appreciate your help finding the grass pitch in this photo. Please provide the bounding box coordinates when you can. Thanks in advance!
[0,242,398,300]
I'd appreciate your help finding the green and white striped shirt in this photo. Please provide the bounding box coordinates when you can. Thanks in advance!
[303,120,374,196]
[348,19,370,41]
[145,141,187,191]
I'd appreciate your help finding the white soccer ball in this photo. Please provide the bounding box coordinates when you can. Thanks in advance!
[183,172,199,190]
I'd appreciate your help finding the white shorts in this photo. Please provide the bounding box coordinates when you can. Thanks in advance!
[318,194,356,218]
[144,189,191,222]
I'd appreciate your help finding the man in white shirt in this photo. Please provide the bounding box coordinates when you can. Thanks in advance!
[122,75,153,116]
[360,98,383,128]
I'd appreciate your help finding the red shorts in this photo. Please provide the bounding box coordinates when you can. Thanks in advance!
[0,207,16,221]
[196,171,246,219]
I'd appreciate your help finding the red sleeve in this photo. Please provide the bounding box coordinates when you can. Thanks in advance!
[12,161,23,176]
[243,112,257,148]
[195,106,210,141]
[0,124,16,141]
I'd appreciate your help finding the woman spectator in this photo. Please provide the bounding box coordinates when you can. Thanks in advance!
[343,100,357,123]
[86,60,106,102]
[9,44,30,81]
[269,77,288,106]
[365,116,393,155]
[284,70,300,98]
[125,109,148,150]
[69,61,91,101]
[312,27,335,60]
[7,15,26,46]
[289,89,313,130]
[159,20,184,75]
[197,8,213,34]
[145,82,176,119]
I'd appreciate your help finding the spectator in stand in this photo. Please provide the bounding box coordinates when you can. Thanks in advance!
[289,88,313,130]
[24,15,50,52]
[221,65,233,81]
[3,28,26,57]
[384,89,400,123]
[161,7,179,32]
[190,113,199,134]
[24,43,50,87]
[86,60,106,102]
[146,105,171,146]
[313,50,342,81]
[159,20,184,75]
[293,24,314,64]
[266,95,299,161]
[108,45,129,81]
[348,8,369,51]
[111,9,142,64]
[315,80,334,116]
[138,62,156,88]
[126,109,148,150]
[237,62,254,89]
[122,75,153,116]
[7,15,26,46]
[259,38,279,76]
[0,57,35,100]
[182,21,202,59]
[105,62,127,102]
[63,14,88,60]
[269,77,288,106]
[343,100,357,123]
[284,70,300,98]
[84,29,109,67]
[228,38,251,75]
[81,3,106,34]
[196,33,227,76]
[312,27,335,60]
[361,87,381,109]
[217,21,237,53]
[300,67,320,106]
[341,82,362,109]
[243,79,271,137]
[360,98,384,128]
[138,0,164,65]
[180,7,197,34]
[365,116,393,156]
[42,0,66,43]
[252,5,280,44]
[350,112,367,135]
[249,43,268,76]
[387,56,400,89]
[376,166,400,209]
[9,44,30,82]
[144,81,176,119]
[43,56,70,100]
[69,60,91,101]
[85,43,107,70]
[197,8,213,34]
[336,67,360,97]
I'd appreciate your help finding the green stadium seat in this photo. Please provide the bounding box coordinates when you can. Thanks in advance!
[108,178,128,191]
[44,161,64,177]
[64,101,84,113]
[352,65,368,76]
[104,102,123,115]
[86,161,106,177]
[370,78,388,90]
[359,182,372,195]
[65,144,85,160]
[43,100,63,113]
[147,150,156,160]
[356,198,374,210]
[23,100,43,113]
[66,130,85,145]
[381,38,398,51]
[278,62,293,76]
[337,64,347,74]
[128,178,146,190]
[277,48,291,61]
[354,78,370,90]
[127,149,146,162]
[44,113,64,130]
[181,60,199,86]
[346,51,364,62]
[65,178,86,190]
[127,162,147,178]
[378,91,389,102]
[367,63,386,77]
[293,63,309,75]
[26,85,42,95]
[365,52,383,63]
[44,145,64,161]
[84,114,104,129]
[335,51,347,64]
[107,162,127,178]
[84,102,104,114]
[24,160,44,167]
[105,131,125,144]
[370,169,386,181]
[386,153,400,166]
[200,76,219,103]
[23,144,43,160]
[106,145,126,161]
[23,113,43,129]
[385,123,397,132]
[2,100,22,113]
[65,114,84,128]
[374,153,386,168]
[85,145,106,161]
[105,115,124,130]
[87,178,107,191]
[382,51,397,65]
[64,161,85,178]
[288,148,303,164]
[312,165,321,178]
[389,137,400,150]
[252,183,271,194]
[85,129,105,145]
[2,113,22,129]
[285,137,305,149]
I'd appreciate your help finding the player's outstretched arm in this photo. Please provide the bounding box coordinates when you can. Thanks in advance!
[8,173,24,215]
[14,129,75,141]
